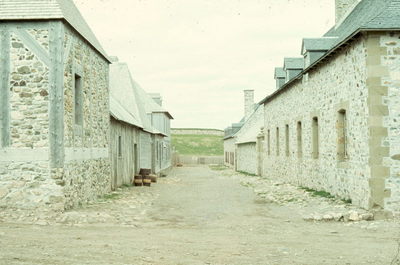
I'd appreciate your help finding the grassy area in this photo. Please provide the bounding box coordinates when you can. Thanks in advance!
[300,187,352,204]
[237,171,257,177]
[300,187,335,199]
[101,193,121,201]
[209,165,228,171]
[172,134,223,156]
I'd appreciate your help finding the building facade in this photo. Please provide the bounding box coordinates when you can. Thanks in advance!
[261,0,400,214]
[0,0,111,210]
[235,105,264,175]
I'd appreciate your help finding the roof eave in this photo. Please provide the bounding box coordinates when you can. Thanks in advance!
[260,29,364,105]
[1,18,112,63]
[236,140,256,145]
[110,113,143,130]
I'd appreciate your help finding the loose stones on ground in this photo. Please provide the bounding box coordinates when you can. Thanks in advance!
[221,168,378,224]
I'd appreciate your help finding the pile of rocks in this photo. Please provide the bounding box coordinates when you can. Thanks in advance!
[303,210,374,222]
[0,185,159,226]
[222,169,377,223]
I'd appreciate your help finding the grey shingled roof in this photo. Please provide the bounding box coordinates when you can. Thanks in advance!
[0,0,109,61]
[301,37,338,54]
[274,67,286,79]
[133,80,174,120]
[260,0,400,106]
[325,0,400,44]
[283,58,304,70]
[109,63,143,129]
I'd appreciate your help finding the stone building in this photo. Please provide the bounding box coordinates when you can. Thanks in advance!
[261,0,400,215]
[235,105,264,176]
[223,90,264,173]
[110,61,173,189]
[0,0,111,210]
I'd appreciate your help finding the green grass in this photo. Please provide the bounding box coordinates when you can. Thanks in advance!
[101,193,121,200]
[238,171,257,177]
[341,198,352,204]
[209,165,228,171]
[172,134,223,156]
[300,187,335,199]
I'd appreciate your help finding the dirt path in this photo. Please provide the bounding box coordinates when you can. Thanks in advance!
[0,166,399,265]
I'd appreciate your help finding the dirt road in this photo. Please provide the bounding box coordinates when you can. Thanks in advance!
[0,166,399,265]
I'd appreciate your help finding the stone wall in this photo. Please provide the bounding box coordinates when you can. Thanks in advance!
[263,35,371,209]
[172,128,224,136]
[0,23,62,211]
[262,32,400,214]
[9,29,50,149]
[236,143,257,175]
[59,25,111,209]
[177,155,224,165]
[0,21,111,211]
[373,32,400,213]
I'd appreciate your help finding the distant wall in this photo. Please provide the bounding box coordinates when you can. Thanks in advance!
[172,128,224,136]
[176,155,223,165]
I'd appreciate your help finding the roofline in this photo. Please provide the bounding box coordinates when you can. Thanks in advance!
[223,135,235,140]
[154,132,168,137]
[236,140,256,145]
[1,18,111,63]
[258,28,389,105]
[110,113,143,130]
[172,128,224,132]
[152,111,174,120]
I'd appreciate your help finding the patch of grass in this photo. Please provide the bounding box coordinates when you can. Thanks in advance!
[300,187,335,199]
[209,165,227,171]
[238,171,257,177]
[121,184,131,188]
[102,193,121,200]
[341,198,352,204]
[172,134,223,156]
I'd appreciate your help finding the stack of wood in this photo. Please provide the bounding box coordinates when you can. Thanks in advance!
[133,169,158,187]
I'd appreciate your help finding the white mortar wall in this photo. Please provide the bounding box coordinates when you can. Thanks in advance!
[237,143,257,175]
[263,36,371,209]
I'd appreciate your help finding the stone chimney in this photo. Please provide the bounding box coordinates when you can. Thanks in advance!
[244,90,254,121]
[335,0,360,25]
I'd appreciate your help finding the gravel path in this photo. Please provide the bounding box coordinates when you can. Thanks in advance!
[0,166,399,265]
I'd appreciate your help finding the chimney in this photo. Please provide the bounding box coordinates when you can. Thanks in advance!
[244,90,254,121]
[335,0,360,25]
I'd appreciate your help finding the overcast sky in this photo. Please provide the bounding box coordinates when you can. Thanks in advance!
[74,0,335,130]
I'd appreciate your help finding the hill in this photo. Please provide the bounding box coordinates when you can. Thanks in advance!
[171,134,223,156]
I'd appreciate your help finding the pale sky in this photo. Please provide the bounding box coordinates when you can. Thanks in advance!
[74,0,335,130]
